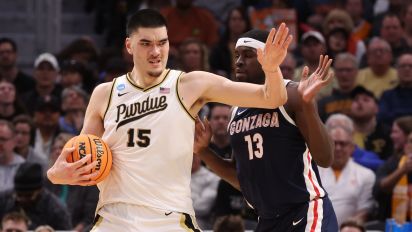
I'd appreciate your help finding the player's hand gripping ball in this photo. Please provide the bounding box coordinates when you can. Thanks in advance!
[64,134,112,183]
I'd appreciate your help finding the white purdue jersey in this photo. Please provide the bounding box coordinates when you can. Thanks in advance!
[97,69,195,215]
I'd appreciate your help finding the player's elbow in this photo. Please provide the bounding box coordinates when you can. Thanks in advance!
[266,92,288,109]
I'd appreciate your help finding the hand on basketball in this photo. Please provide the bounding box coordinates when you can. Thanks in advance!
[47,146,99,186]
[298,55,333,103]
[194,117,212,155]
[257,23,293,73]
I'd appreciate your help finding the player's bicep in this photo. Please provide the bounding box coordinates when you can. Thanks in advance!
[81,83,111,137]
[196,72,265,107]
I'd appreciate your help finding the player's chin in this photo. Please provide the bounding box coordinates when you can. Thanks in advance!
[235,73,248,82]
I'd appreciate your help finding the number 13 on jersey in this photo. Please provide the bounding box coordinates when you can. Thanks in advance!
[244,133,263,160]
[127,128,151,147]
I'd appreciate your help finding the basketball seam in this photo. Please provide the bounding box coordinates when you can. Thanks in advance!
[86,135,93,175]
[99,139,110,181]
[71,137,75,162]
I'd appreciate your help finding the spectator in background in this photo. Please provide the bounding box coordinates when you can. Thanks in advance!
[60,60,87,91]
[318,53,358,122]
[318,125,375,226]
[380,14,411,59]
[12,115,48,172]
[296,31,335,99]
[207,103,231,160]
[178,38,210,72]
[345,0,372,41]
[45,133,98,232]
[378,53,412,127]
[22,53,62,115]
[1,211,29,232]
[279,53,296,80]
[373,116,412,222]
[0,38,35,94]
[0,120,25,192]
[322,9,366,63]
[59,87,88,135]
[403,3,412,47]
[325,114,383,171]
[340,220,366,232]
[209,6,251,79]
[99,57,127,83]
[0,80,27,121]
[213,215,245,232]
[357,37,398,99]
[350,86,393,161]
[191,155,220,230]
[32,96,61,161]
[57,38,99,93]
[326,27,350,60]
[161,0,219,57]
[0,163,72,230]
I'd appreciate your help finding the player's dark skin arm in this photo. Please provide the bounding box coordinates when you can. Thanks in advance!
[284,55,335,167]
[285,82,334,167]
[196,148,240,190]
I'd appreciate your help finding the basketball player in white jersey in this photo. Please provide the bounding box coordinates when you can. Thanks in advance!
[47,9,292,231]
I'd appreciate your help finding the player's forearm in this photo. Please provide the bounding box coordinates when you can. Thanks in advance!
[196,148,240,190]
[302,103,334,167]
[262,67,287,108]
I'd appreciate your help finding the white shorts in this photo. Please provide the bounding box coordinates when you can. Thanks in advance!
[90,203,202,232]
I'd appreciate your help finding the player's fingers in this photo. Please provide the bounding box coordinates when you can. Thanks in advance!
[257,48,263,64]
[59,147,75,160]
[279,27,289,45]
[273,23,285,45]
[76,160,98,175]
[74,179,98,186]
[265,28,276,47]
[315,55,324,74]
[321,59,333,80]
[282,35,293,50]
[321,71,334,85]
[204,117,212,134]
[301,66,309,81]
[70,154,92,169]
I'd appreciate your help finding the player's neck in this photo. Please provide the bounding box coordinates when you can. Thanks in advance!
[129,68,168,89]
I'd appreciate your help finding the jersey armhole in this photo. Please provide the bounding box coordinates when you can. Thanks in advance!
[103,78,117,121]
[176,71,196,121]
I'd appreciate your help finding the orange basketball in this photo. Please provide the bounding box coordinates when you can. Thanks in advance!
[64,134,112,183]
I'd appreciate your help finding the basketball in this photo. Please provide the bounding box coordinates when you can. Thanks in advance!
[64,134,112,183]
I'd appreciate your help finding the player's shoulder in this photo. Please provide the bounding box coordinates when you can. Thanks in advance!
[92,81,115,95]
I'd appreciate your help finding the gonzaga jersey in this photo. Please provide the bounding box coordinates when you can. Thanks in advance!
[98,69,195,215]
[229,83,326,219]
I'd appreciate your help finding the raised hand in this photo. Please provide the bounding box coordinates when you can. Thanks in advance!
[257,23,293,73]
[298,55,333,103]
[194,117,212,155]
[47,147,99,186]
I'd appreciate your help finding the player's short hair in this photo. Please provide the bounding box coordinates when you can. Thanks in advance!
[126,9,167,36]
[0,37,17,52]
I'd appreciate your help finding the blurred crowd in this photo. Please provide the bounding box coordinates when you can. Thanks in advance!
[1,0,412,231]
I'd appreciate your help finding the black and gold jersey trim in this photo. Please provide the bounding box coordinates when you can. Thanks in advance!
[103,78,117,120]
[179,213,201,232]
[176,71,196,121]
[126,69,171,92]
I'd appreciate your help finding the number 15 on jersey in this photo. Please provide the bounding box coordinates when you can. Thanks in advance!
[127,128,151,147]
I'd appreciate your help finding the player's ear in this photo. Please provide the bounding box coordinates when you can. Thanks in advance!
[125,37,133,55]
